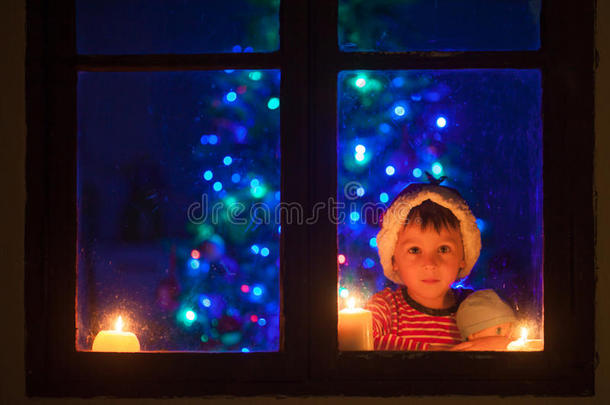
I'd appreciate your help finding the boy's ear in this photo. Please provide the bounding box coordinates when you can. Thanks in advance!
[391,255,397,271]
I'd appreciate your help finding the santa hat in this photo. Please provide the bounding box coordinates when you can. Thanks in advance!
[377,175,481,285]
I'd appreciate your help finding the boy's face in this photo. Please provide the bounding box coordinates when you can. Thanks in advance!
[393,219,466,308]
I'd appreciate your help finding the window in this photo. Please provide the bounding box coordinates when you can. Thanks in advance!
[26,0,595,396]
[337,69,544,352]
[76,70,282,353]
[338,0,541,51]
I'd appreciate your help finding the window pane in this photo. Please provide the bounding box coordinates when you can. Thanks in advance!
[337,70,543,352]
[339,0,541,51]
[76,0,279,54]
[77,70,281,352]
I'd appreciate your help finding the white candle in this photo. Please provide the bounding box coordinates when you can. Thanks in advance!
[338,298,373,351]
[507,327,544,351]
[92,316,140,352]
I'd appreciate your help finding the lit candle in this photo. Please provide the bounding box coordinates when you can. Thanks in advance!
[92,316,141,352]
[507,327,544,351]
[338,298,373,351]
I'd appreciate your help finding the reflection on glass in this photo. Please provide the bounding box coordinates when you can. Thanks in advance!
[339,0,541,51]
[77,0,279,54]
[337,70,542,351]
[77,70,281,352]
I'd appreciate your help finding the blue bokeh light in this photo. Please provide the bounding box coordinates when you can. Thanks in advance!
[392,77,405,87]
[200,261,210,273]
[226,91,237,102]
[363,257,375,268]
[267,97,280,110]
[369,237,377,248]
[436,116,447,128]
[235,126,247,142]
[476,218,486,232]
[432,162,443,175]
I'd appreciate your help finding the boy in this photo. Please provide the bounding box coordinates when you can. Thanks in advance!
[367,181,508,351]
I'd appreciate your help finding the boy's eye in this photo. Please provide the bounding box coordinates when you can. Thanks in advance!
[438,245,451,253]
[408,247,420,254]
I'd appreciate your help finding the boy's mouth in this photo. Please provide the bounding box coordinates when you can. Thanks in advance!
[421,279,440,283]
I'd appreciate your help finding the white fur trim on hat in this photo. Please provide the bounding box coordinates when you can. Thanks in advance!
[376,183,481,285]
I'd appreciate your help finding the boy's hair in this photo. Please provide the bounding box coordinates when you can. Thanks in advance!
[404,199,460,233]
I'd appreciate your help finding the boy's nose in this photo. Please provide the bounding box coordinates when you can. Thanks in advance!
[421,253,439,269]
[422,264,437,272]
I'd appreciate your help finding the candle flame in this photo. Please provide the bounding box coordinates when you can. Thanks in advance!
[510,326,529,347]
[347,298,356,310]
[519,327,528,341]
[114,316,124,332]
[507,326,537,351]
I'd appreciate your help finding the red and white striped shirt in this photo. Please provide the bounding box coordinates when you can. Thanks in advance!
[365,287,470,351]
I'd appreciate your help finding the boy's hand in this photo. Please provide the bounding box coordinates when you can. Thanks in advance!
[449,336,512,351]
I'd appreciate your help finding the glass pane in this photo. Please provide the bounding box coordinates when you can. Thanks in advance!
[337,70,543,352]
[339,0,541,51]
[76,0,279,54]
[77,70,281,352]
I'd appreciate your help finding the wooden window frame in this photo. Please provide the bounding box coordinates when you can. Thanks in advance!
[26,0,595,397]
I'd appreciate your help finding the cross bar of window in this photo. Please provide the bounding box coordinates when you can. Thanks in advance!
[336,51,544,70]
[76,53,282,72]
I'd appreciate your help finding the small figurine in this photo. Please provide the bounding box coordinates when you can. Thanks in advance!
[455,289,516,345]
